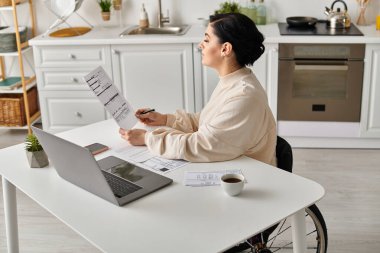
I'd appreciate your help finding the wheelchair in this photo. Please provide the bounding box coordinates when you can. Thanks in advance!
[225,136,328,253]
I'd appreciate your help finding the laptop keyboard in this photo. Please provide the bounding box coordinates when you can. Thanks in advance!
[101,171,142,198]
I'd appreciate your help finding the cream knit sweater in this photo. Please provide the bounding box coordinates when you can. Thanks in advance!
[145,67,277,166]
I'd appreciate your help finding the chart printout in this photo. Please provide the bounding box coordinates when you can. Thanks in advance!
[84,66,137,130]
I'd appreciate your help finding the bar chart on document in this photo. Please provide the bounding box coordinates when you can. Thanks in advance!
[84,66,137,130]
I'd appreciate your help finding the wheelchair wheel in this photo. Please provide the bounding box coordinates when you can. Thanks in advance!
[264,204,328,253]
[224,204,328,253]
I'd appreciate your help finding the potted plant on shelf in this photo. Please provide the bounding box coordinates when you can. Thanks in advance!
[25,133,49,168]
[98,0,112,21]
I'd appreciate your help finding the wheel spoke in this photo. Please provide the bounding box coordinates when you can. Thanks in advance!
[306,229,317,236]
[267,219,290,248]
[264,206,327,253]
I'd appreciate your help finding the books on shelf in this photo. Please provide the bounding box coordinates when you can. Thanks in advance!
[0,77,24,90]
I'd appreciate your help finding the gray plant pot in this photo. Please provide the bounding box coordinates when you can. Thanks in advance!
[26,150,49,168]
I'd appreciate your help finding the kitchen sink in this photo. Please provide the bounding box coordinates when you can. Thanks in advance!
[120,25,190,37]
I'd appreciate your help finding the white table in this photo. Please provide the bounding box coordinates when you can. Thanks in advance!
[0,120,325,253]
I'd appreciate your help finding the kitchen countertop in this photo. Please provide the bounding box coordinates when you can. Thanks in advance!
[29,23,380,46]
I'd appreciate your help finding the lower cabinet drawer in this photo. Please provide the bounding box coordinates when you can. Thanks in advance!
[34,45,111,68]
[37,69,93,90]
[36,67,119,91]
[39,91,106,133]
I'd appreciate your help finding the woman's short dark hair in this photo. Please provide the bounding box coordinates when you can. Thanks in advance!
[210,13,265,67]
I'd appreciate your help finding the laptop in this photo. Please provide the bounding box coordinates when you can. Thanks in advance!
[31,126,173,206]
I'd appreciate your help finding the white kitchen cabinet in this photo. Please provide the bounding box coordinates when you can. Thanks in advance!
[33,45,113,133]
[193,43,278,115]
[111,44,195,113]
[28,24,380,147]
[360,44,380,137]
[34,41,276,132]
[38,91,106,132]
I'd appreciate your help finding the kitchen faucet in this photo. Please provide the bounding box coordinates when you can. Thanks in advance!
[158,0,170,28]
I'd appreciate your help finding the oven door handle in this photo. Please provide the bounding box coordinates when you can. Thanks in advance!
[295,65,348,71]
[294,60,349,71]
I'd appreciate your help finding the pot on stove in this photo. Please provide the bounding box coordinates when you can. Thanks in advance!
[324,0,351,29]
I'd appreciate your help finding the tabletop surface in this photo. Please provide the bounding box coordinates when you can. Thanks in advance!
[0,120,325,253]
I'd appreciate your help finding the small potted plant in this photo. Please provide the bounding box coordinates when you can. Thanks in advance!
[214,1,241,15]
[25,133,49,168]
[98,0,112,21]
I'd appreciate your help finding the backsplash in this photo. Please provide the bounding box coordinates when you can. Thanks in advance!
[30,0,380,34]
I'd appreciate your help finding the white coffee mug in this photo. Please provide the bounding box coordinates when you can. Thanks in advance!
[221,174,245,196]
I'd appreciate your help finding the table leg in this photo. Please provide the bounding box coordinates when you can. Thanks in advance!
[2,177,19,253]
[291,209,306,253]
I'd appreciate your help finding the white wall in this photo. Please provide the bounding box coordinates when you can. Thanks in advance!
[2,0,379,76]
[30,0,380,34]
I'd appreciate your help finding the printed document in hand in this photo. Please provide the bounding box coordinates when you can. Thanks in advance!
[84,66,137,130]
[184,169,245,186]
[84,66,189,173]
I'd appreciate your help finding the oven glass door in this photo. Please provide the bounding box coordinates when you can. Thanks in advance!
[278,60,363,122]
[293,60,347,99]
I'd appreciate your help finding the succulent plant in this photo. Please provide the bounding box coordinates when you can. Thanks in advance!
[25,133,43,152]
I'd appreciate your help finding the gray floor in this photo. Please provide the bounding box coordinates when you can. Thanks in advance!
[1,128,380,252]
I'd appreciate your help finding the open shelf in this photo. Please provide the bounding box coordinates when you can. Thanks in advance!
[0,0,37,134]
[0,46,32,57]
[0,0,27,11]
[0,76,36,94]
[0,111,40,130]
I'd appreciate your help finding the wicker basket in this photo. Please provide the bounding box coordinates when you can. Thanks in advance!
[0,0,20,7]
[0,86,39,127]
[0,26,28,53]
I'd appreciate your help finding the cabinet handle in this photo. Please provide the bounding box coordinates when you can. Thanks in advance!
[75,112,82,118]
[112,49,119,55]
[71,77,78,83]
[68,54,76,59]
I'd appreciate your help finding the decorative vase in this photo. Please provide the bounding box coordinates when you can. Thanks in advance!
[26,150,49,168]
[356,0,370,26]
[101,11,111,21]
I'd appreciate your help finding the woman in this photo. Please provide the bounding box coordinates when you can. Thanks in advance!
[119,13,276,166]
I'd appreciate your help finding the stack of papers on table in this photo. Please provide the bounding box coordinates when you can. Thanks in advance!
[114,143,188,174]
[184,169,245,187]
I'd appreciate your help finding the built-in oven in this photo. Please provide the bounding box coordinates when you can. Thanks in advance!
[278,43,365,122]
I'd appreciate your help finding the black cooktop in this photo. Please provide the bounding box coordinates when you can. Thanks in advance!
[278,22,363,36]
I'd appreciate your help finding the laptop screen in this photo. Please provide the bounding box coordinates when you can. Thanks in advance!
[104,161,149,183]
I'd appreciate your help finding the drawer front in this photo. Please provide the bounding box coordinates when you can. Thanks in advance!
[37,69,92,90]
[34,45,111,68]
[36,66,118,92]
[39,91,106,133]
